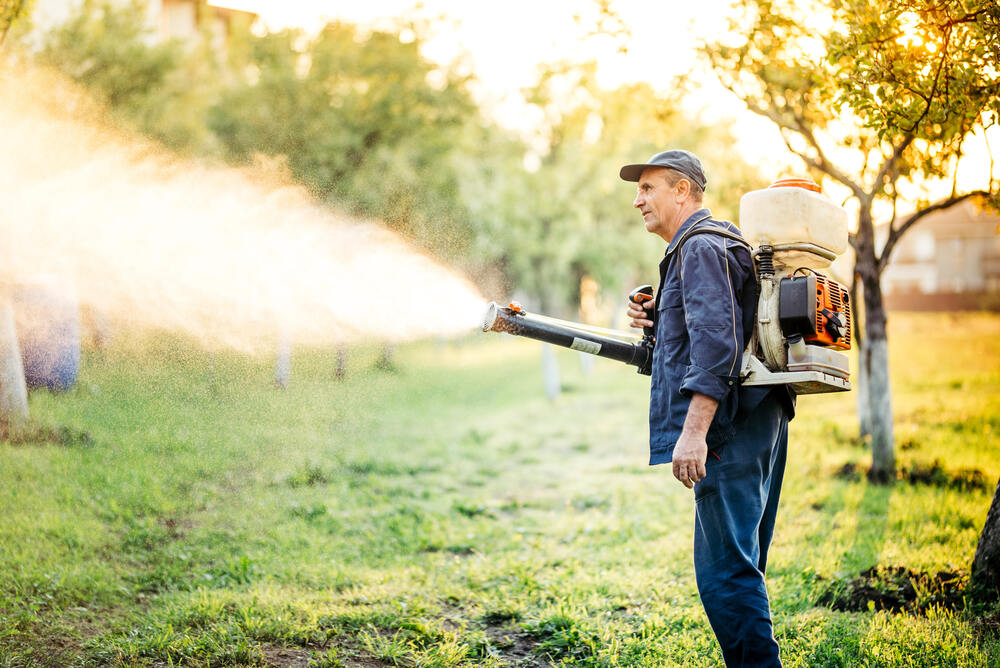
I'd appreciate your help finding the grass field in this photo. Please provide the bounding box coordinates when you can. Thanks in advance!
[1,312,998,667]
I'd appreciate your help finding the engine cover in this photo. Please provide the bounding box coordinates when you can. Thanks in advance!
[778,273,852,350]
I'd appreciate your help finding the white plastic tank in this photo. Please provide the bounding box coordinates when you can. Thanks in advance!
[739,179,849,270]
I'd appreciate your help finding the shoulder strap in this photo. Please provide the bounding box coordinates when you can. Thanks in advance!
[665,223,752,258]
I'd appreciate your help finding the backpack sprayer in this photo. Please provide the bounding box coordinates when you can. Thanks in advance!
[482,179,852,394]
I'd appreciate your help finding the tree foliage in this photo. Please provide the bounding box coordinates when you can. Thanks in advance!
[461,61,767,312]
[37,0,223,152]
[40,0,178,109]
[0,0,31,45]
[208,22,477,255]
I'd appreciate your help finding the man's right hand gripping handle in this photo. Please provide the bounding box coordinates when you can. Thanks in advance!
[627,284,655,335]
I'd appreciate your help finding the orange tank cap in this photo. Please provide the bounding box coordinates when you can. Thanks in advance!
[509,301,524,313]
[769,178,822,193]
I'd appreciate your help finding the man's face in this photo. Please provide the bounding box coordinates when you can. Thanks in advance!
[633,167,685,242]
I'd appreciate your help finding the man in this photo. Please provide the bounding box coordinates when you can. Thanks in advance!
[622,150,793,667]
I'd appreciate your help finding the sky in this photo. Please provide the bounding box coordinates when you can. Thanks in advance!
[211,1,995,210]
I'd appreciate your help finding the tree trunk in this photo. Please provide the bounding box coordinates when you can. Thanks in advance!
[866,333,894,481]
[274,335,291,389]
[855,338,872,437]
[972,478,1000,598]
[0,301,28,431]
[851,274,871,436]
[375,344,396,372]
[334,346,347,380]
[855,205,894,481]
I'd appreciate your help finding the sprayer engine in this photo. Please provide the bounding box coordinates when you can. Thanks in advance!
[779,271,851,349]
[738,179,852,394]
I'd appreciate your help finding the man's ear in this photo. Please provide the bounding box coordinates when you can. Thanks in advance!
[675,178,691,202]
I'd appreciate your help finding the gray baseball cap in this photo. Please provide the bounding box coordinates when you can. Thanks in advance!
[619,149,707,190]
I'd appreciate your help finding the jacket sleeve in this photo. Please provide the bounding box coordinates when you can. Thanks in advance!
[677,237,745,401]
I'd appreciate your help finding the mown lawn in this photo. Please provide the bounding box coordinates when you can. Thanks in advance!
[1,312,998,667]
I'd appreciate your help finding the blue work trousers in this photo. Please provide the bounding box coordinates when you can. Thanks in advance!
[692,392,789,667]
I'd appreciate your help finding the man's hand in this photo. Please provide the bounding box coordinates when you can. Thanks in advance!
[627,296,654,330]
[671,432,708,489]
[672,393,718,489]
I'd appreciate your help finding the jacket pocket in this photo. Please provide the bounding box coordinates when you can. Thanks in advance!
[656,286,686,363]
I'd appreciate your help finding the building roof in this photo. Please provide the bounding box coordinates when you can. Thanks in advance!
[888,198,1000,241]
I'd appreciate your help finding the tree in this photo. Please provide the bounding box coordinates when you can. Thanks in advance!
[207,21,479,262]
[703,0,1000,481]
[458,60,769,315]
[40,0,179,109]
[37,0,223,153]
[972,478,1000,604]
[0,0,31,46]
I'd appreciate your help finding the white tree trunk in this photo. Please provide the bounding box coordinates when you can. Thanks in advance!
[868,336,895,480]
[0,301,28,428]
[855,339,872,437]
[274,333,291,389]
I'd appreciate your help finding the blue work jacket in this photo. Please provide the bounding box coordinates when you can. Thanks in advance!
[648,208,789,466]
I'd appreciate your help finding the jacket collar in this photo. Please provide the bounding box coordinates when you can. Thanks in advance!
[664,207,713,257]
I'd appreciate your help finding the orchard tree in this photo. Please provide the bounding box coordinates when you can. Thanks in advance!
[703,0,1000,481]
[208,21,478,261]
[457,60,768,314]
[38,0,223,152]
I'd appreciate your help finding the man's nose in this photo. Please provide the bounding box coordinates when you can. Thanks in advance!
[633,191,643,208]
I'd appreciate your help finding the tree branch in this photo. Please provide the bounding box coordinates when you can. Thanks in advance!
[740,96,867,198]
[872,136,914,195]
[947,8,989,27]
[877,190,991,273]
[903,24,952,136]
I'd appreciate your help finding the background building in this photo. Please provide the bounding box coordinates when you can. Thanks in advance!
[881,199,1000,310]
[31,0,256,48]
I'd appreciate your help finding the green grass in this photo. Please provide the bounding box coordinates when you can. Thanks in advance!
[1,312,998,667]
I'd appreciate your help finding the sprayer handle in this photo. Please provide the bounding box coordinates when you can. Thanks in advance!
[628,284,656,339]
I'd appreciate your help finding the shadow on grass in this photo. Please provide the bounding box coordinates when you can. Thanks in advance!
[808,479,892,660]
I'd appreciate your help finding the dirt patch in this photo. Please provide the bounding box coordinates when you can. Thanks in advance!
[0,420,94,447]
[816,566,966,614]
[833,462,862,481]
[262,643,392,668]
[972,608,1000,638]
[832,460,989,491]
[341,658,390,668]
[261,646,313,668]
[900,461,989,491]
[484,623,548,667]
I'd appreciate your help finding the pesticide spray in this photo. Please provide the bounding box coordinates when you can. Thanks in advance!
[0,64,485,353]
